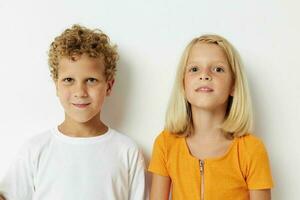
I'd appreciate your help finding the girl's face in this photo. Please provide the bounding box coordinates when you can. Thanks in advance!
[184,42,234,112]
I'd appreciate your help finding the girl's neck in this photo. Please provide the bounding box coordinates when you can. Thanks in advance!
[190,104,227,140]
[58,114,108,137]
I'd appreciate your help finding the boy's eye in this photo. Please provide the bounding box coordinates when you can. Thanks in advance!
[62,78,74,83]
[213,66,225,73]
[87,78,98,84]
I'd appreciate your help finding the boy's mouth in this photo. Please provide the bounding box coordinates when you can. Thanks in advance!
[72,103,91,108]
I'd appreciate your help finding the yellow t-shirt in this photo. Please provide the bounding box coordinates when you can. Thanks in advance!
[148,130,274,200]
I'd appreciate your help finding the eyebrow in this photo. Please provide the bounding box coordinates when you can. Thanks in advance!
[187,60,229,65]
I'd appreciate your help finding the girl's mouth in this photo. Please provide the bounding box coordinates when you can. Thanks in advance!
[195,86,214,92]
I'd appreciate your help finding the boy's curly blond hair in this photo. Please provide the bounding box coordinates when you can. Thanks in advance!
[48,24,118,81]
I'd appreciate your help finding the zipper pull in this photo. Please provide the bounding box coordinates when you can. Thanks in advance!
[200,160,204,173]
[199,160,205,200]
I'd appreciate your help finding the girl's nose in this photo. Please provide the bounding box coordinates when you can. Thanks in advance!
[199,73,212,81]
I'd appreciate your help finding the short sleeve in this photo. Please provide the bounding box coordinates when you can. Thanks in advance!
[0,143,35,200]
[148,132,169,177]
[128,147,148,200]
[245,139,274,189]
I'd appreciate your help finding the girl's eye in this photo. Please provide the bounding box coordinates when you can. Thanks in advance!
[213,66,225,73]
[189,66,199,72]
[87,78,98,84]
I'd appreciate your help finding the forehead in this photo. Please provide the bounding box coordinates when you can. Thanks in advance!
[58,54,105,75]
[187,42,228,64]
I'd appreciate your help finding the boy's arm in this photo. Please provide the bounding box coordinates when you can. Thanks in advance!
[0,144,35,200]
[128,148,148,200]
[0,194,6,200]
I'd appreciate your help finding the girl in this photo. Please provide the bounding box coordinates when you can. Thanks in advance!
[148,35,274,200]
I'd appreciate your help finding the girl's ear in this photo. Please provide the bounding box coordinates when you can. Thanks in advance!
[106,79,115,96]
[230,88,234,96]
[230,83,235,96]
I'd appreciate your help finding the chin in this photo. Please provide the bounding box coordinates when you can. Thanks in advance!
[193,101,229,112]
[67,114,98,124]
[191,101,214,108]
[71,117,94,123]
[64,109,101,124]
[193,105,216,111]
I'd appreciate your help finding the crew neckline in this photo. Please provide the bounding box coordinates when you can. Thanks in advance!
[52,126,113,144]
[183,136,237,162]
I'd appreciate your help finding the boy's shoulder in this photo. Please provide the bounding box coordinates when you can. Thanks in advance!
[26,128,139,149]
[109,128,139,150]
[27,128,53,144]
[106,129,144,162]
[15,128,54,159]
[19,128,141,156]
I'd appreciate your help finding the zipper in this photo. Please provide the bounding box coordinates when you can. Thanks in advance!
[200,160,205,200]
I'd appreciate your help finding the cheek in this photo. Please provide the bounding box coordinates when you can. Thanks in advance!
[225,76,234,90]
[90,86,108,101]
[216,73,230,86]
[219,77,234,96]
[57,88,71,102]
[184,75,191,89]
[184,76,196,91]
[184,78,195,101]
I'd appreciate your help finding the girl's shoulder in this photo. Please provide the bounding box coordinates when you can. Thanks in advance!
[235,133,269,158]
[156,130,183,142]
[153,130,184,150]
[236,133,265,148]
[235,133,272,184]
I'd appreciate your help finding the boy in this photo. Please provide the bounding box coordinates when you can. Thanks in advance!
[0,25,147,200]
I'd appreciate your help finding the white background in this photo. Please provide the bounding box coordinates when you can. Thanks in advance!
[0,0,299,199]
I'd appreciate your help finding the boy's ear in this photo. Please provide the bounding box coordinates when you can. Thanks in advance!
[54,81,59,97]
[106,79,115,96]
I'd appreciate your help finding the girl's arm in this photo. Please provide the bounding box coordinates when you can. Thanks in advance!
[150,174,171,200]
[249,189,271,200]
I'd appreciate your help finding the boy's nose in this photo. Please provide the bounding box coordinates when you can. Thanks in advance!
[73,84,88,98]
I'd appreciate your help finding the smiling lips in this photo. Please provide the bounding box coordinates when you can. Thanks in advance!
[72,103,91,108]
[195,86,214,92]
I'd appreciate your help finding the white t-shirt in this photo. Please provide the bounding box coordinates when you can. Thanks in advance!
[0,127,147,200]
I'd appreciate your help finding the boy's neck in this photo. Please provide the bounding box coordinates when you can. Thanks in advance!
[58,115,108,138]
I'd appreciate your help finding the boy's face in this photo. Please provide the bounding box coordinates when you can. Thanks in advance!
[55,54,114,124]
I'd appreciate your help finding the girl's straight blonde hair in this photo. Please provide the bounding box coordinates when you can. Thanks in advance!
[165,34,253,138]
